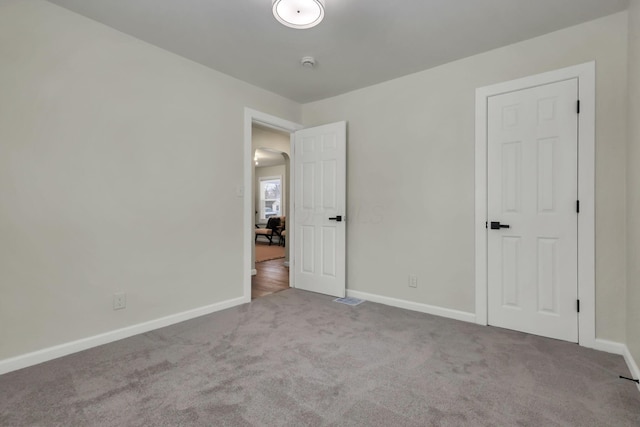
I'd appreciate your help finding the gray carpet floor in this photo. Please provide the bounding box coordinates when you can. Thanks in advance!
[1,289,639,426]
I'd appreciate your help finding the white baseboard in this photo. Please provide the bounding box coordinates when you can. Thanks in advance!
[251,269,257,276]
[346,290,476,324]
[0,296,246,376]
[623,345,640,392]
[593,339,640,393]
[593,338,627,355]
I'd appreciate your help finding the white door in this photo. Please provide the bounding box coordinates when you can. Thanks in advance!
[294,121,346,297]
[487,79,579,342]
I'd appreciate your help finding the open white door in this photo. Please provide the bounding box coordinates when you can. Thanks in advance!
[293,121,346,297]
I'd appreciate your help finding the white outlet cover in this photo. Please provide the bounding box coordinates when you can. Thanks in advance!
[113,292,126,310]
[409,275,418,288]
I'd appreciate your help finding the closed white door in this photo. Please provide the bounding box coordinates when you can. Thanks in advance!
[487,79,579,342]
[294,122,346,297]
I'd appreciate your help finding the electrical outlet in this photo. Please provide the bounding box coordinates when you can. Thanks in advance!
[408,275,418,288]
[113,292,126,310]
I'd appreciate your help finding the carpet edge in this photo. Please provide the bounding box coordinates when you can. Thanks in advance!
[593,339,640,394]
[624,344,640,393]
[0,296,246,375]
[346,289,476,323]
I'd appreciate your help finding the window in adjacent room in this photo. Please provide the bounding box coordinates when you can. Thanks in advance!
[259,176,282,221]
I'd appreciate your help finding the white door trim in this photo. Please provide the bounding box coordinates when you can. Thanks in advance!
[243,108,303,303]
[474,62,596,348]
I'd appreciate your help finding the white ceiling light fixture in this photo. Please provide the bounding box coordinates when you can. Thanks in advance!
[272,0,325,29]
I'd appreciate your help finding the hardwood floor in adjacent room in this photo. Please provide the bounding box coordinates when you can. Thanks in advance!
[251,258,289,299]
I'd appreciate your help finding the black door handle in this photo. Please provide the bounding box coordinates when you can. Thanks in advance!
[329,215,342,222]
[490,221,510,230]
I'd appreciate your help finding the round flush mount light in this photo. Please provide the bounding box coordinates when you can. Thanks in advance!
[272,0,325,29]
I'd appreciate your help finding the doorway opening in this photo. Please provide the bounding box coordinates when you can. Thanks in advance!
[252,129,291,299]
[243,109,347,301]
[243,109,303,303]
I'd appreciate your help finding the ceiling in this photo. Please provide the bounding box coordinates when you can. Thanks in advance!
[47,0,629,103]
[255,147,286,168]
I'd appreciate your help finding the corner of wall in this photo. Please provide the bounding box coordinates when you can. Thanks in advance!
[626,0,640,375]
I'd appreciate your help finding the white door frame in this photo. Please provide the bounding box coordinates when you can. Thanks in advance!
[474,62,596,348]
[243,108,303,303]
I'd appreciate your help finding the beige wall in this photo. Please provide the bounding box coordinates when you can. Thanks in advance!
[252,126,291,156]
[302,12,629,342]
[627,0,640,366]
[0,0,300,360]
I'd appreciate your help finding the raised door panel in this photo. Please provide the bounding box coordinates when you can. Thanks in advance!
[294,122,346,298]
[487,79,578,342]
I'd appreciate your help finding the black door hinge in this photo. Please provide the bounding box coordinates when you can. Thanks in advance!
[577,100,581,114]
[576,200,580,213]
[485,221,488,229]
[577,299,580,313]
